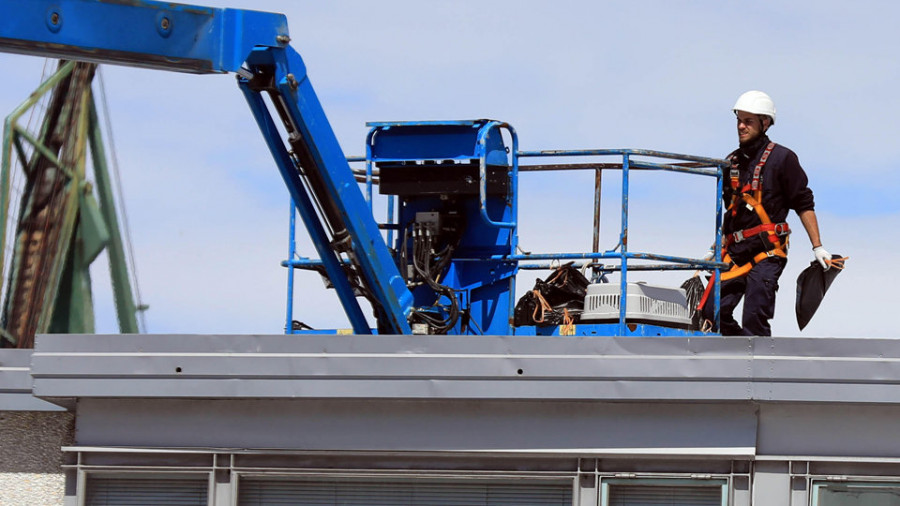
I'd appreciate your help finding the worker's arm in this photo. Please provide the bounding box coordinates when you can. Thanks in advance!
[798,209,822,248]
[798,209,831,269]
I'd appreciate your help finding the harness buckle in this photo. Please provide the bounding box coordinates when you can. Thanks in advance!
[773,222,790,236]
[733,230,745,243]
[730,169,740,179]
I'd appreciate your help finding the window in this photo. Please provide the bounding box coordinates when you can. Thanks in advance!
[238,477,573,506]
[85,475,209,506]
[602,478,727,506]
[813,482,900,506]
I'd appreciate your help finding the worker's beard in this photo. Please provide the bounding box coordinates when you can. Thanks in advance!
[739,130,761,147]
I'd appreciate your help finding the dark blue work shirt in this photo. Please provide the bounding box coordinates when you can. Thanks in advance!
[723,135,815,235]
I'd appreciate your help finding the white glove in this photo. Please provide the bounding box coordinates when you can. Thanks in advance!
[813,246,831,270]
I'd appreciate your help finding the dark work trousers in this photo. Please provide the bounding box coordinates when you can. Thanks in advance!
[703,257,787,336]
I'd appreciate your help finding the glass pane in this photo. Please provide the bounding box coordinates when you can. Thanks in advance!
[86,477,208,506]
[608,484,722,506]
[238,478,573,506]
[818,484,900,506]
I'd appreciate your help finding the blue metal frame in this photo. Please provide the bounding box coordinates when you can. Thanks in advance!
[238,46,413,334]
[620,153,630,335]
[370,120,517,335]
[1,0,416,334]
[285,200,297,333]
[0,0,729,337]
[513,148,728,335]
[285,120,520,335]
[239,72,373,333]
[285,136,729,336]
[476,121,518,230]
[0,0,287,74]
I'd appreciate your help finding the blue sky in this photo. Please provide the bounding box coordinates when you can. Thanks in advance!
[0,1,897,337]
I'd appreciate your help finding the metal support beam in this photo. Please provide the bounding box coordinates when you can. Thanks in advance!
[240,46,413,334]
[87,98,139,334]
[0,0,288,74]
[0,0,416,334]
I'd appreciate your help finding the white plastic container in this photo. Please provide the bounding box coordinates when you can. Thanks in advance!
[581,282,691,328]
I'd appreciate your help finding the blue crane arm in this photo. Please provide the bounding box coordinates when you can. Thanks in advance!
[0,0,287,74]
[0,0,414,333]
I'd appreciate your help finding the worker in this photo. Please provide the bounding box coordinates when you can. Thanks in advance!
[702,90,831,336]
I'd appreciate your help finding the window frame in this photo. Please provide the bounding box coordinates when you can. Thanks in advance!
[232,472,579,506]
[811,480,900,506]
[78,470,214,506]
[600,477,729,506]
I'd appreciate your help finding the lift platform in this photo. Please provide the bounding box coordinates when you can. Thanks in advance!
[1,0,729,340]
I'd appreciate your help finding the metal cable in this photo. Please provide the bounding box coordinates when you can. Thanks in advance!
[96,66,148,332]
[1,59,53,308]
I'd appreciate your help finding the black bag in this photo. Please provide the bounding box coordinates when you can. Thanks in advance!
[514,263,590,326]
[680,275,705,331]
[796,254,845,330]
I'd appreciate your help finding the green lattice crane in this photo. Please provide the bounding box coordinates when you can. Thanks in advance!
[0,60,140,348]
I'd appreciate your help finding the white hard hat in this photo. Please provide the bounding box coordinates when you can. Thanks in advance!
[733,90,776,124]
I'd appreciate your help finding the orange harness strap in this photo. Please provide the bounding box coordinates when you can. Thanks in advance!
[696,248,788,311]
[700,142,788,311]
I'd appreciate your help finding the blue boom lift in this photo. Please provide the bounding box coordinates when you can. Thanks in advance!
[0,0,730,337]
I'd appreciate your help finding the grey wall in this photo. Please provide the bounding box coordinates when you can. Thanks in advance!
[0,411,74,506]
[74,398,758,455]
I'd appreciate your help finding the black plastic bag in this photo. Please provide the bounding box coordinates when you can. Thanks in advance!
[796,254,846,330]
[680,275,705,331]
[514,263,590,326]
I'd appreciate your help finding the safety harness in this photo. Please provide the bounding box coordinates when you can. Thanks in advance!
[697,142,791,309]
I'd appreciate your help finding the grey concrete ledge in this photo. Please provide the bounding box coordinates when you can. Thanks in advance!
[29,334,900,404]
[0,349,65,411]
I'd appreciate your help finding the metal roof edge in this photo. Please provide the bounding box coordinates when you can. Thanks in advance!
[28,334,900,404]
[0,349,66,411]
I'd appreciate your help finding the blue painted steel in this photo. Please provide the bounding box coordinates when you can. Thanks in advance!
[511,147,728,335]
[1,0,731,337]
[518,148,726,166]
[367,120,482,127]
[477,121,517,229]
[238,77,372,333]
[363,128,376,211]
[619,153,630,335]
[361,120,517,335]
[287,141,728,336]
[386,195,395,247]
[491,251,726,267]
[0,0,287,74]
[285,200,297,333]
[626,160,718,176]
[514,263,707,271]
[1,0,415,333]
[281,256,722,272]
[504,129,520,327]
[714,162,724,328]
[283,258,328,268]
[512,322,708,337]
[365,159,374,207]
[368,120,508,163]
[241,45,413,334]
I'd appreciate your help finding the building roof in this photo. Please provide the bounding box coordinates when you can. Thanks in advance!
[15,333,900,405]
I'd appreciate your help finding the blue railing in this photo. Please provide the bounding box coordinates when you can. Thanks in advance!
[285,142,729,336]
[512,148,729,335]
